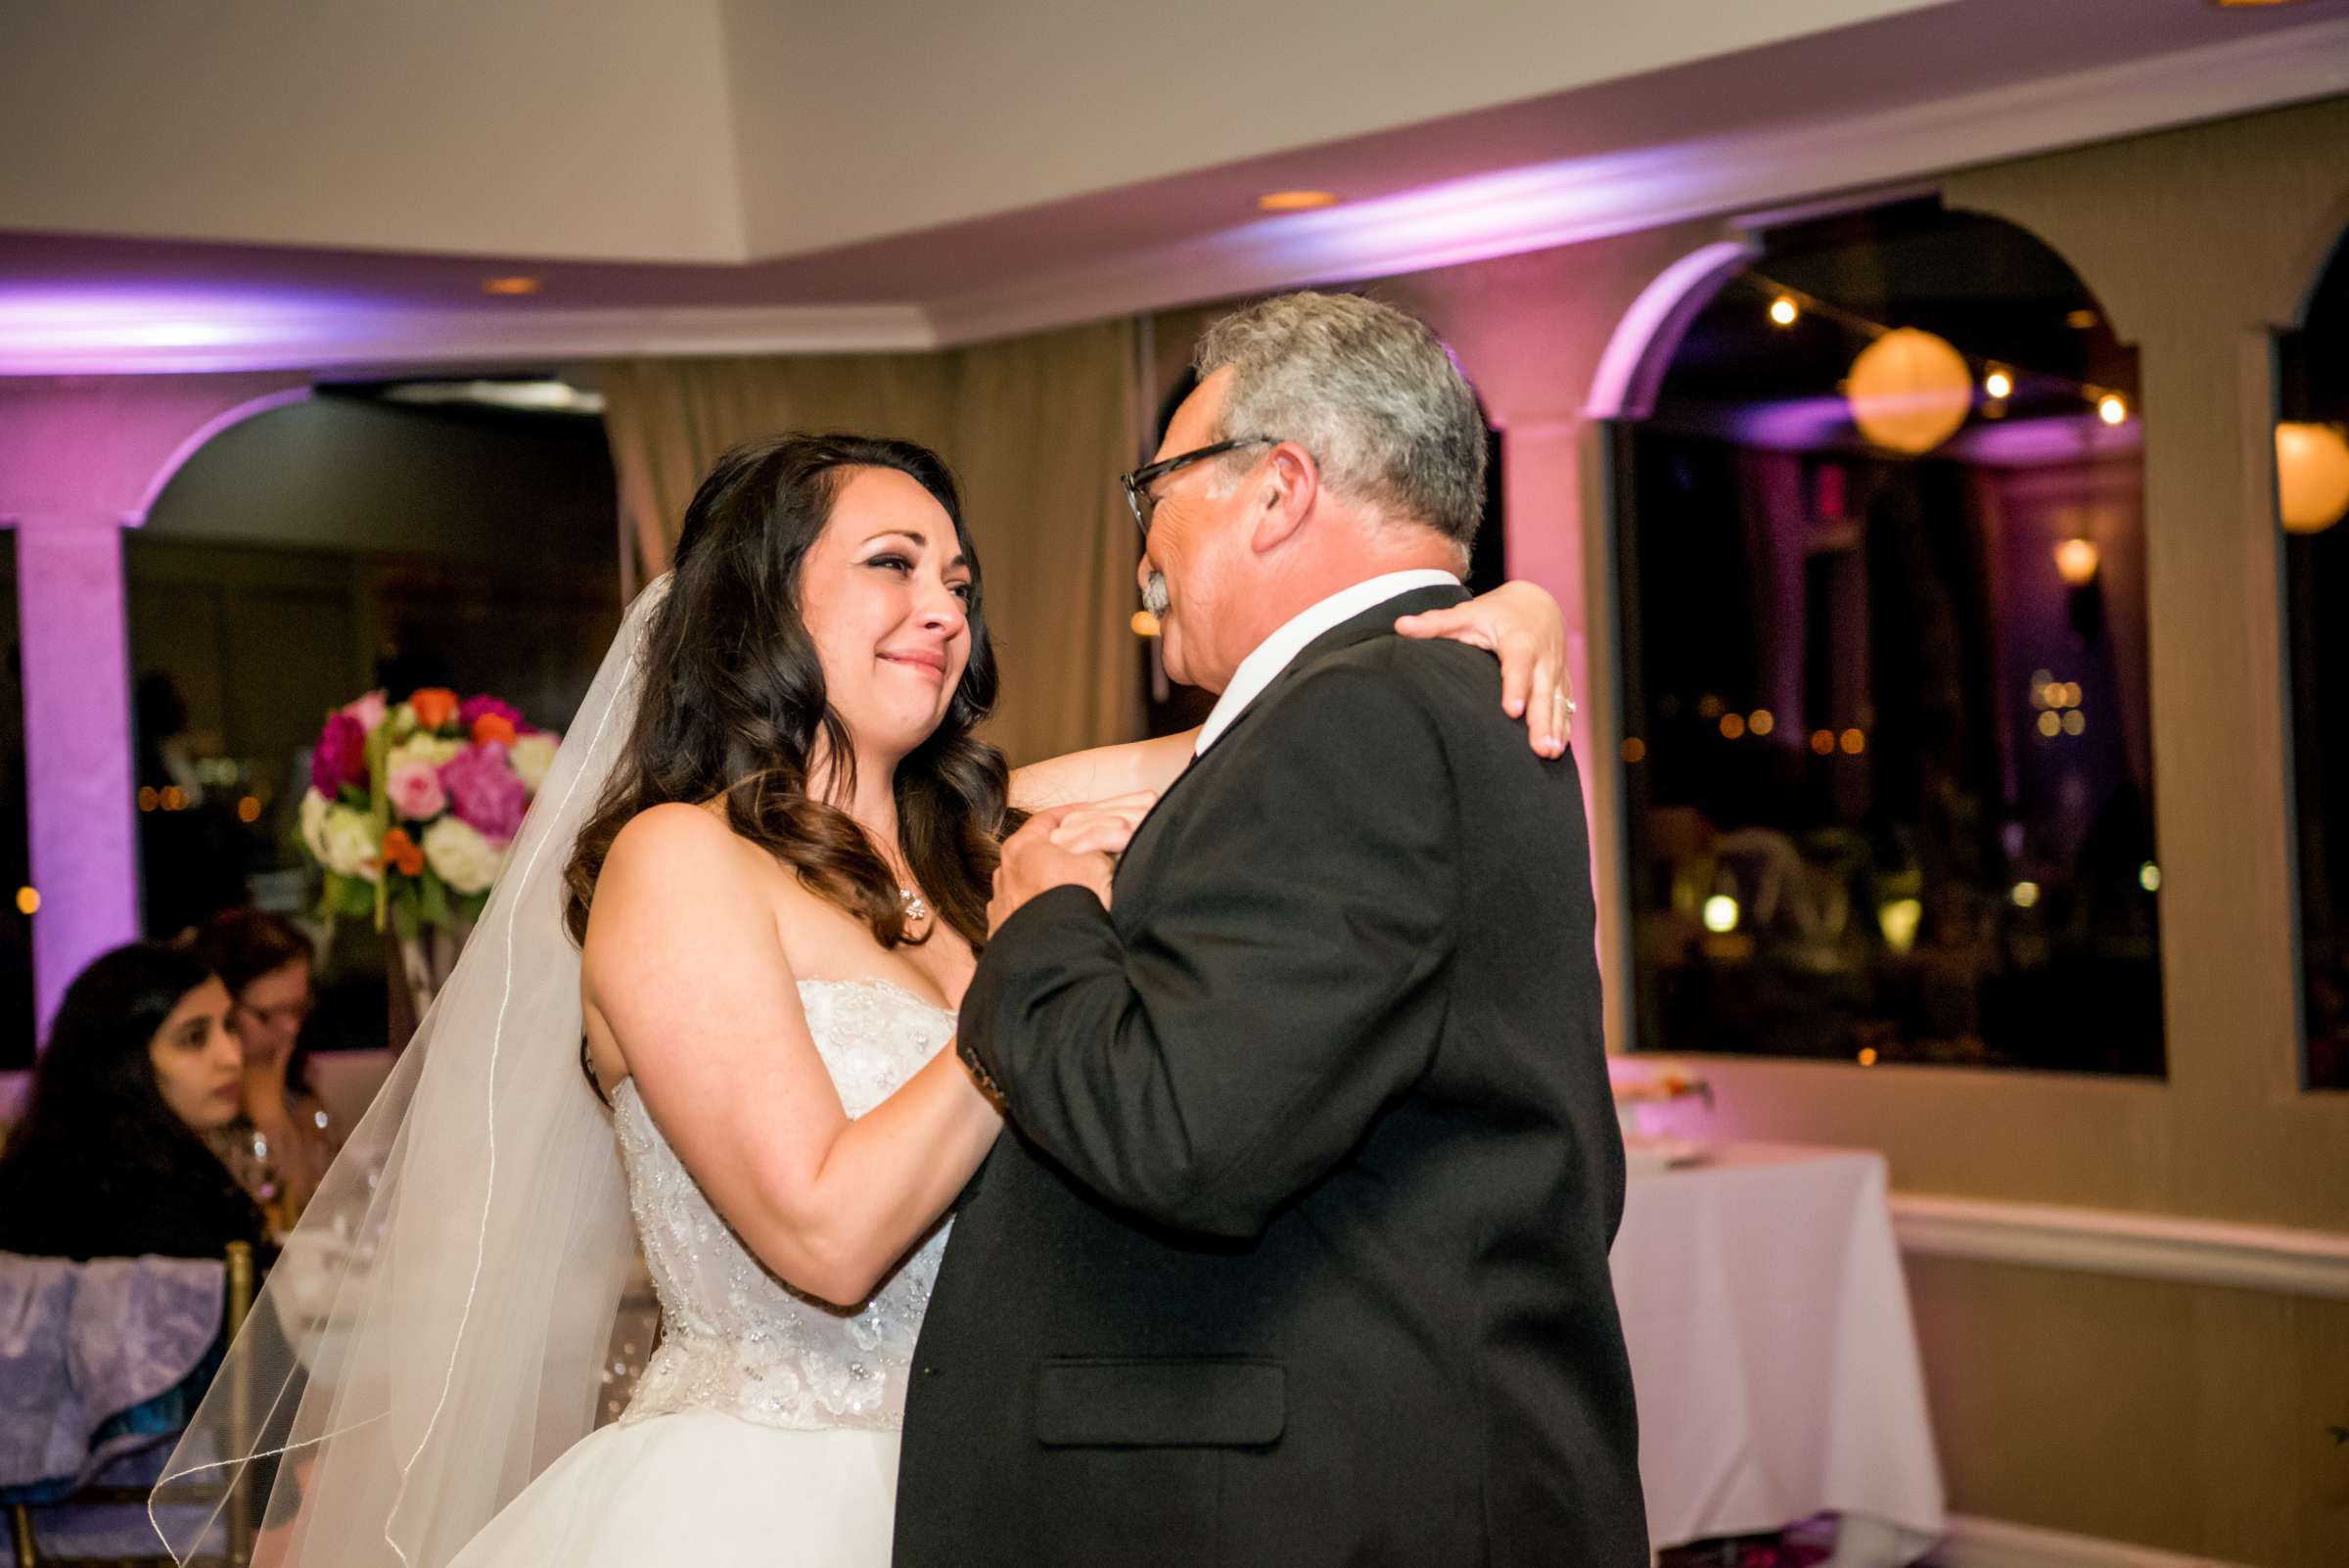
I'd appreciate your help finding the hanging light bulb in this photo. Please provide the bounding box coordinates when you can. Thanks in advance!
[2276,422,2349,534]
[1983,367,2014,400]
[2097,393,2129,426]
[2052,537,2100,586]
[1769,296,1799,327]
[1846,328,1972,454]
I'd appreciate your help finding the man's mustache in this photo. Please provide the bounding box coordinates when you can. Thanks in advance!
[1142,572,1171,618]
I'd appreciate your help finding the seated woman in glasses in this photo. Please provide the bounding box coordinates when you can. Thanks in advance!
[196,909,342,1225]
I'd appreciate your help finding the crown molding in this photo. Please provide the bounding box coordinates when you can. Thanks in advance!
[0,302,939,378]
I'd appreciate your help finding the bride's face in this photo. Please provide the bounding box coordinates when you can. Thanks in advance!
[797,467,975,762]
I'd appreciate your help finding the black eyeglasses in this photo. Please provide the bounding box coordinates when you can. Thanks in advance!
[1119,437,1278,541]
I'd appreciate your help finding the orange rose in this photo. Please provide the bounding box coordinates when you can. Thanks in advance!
[409,688,461,730]
[381,826,426,878]
[472,714,518,748]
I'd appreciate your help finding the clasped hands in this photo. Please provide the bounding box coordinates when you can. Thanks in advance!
[988,792,1158,934]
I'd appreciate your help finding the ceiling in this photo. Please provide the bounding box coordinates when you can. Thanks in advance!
[1,0,2345,374]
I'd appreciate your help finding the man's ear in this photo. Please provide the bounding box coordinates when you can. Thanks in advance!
[1248,441,1319,555]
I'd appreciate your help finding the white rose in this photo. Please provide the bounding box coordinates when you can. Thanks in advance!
[508,733,558,793]
[388,733,463,771]
[299,788,334,864]
[423,816,505,896]
[321,806,382,883]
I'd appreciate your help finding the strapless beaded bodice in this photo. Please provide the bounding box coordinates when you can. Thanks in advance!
[612,978,957,1433]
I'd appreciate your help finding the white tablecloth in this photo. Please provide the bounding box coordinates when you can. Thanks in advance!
[1611,1142,1945,1566]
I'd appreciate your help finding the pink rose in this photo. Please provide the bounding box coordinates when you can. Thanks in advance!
[438,743,529,844]
[342,689,390,733]
[387,757,448,821]
[310,713,369,799]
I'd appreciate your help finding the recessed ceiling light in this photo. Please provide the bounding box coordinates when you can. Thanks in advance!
[483,276,542,296]
[1257,190,1341,212]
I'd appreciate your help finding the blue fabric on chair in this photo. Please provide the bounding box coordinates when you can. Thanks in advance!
[0,1251,225,1496]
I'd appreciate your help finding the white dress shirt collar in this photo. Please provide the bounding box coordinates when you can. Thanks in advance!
[1192,570,1461,757]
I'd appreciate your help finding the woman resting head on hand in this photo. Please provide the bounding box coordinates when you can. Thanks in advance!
[0,942,265,1264]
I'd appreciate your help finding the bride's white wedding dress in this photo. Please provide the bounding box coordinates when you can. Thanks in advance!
[447,978,957,1567]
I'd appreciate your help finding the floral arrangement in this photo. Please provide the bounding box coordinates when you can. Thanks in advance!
[297,687,558,939]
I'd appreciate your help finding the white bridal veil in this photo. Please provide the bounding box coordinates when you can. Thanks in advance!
[155,577,670,1567]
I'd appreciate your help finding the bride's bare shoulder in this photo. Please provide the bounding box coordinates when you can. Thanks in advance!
[589,805,784,943]
[605,801,760,875]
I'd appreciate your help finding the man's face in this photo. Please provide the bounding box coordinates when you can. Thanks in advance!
[1137,367,1258,691]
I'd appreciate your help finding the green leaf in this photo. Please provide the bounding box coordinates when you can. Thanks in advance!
[419,870,451,930]
[338,876,377,921]
[314,873,345,926]
[390,894,421,945]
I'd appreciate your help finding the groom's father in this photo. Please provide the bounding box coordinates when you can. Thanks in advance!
[898,293,1646,1567]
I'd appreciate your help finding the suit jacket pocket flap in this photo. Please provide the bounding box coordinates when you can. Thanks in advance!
[1036,1358,1284,1448]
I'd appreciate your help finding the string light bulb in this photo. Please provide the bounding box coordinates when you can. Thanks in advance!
[2052,537,2100,586]
[2097,393,2129,426]
[1769,296,1799,327]
[1984,367,2014,400]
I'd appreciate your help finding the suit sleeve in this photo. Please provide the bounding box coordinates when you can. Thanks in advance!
[960,662,1457,1239]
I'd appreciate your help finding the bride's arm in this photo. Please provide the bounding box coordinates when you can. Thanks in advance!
[583,804,998,1309]
[1007,579,1577,809]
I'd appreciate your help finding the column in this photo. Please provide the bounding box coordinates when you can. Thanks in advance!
[14,511,138,1032]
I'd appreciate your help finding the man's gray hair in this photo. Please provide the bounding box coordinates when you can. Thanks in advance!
[1192,291,1486,551]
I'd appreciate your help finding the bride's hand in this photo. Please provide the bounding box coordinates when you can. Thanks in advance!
[1395,580,1573,758]
[1046,791,1159,859]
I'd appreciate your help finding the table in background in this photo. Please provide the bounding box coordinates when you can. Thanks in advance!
[1612,1142,1945,1567]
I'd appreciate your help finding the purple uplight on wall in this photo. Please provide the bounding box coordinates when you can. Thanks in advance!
[0,285,408,376]
[0,371,312,1038]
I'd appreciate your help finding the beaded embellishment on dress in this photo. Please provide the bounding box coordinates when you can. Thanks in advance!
[611,978,956,1433]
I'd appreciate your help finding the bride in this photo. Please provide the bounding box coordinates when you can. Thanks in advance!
[156,432,1573,1566]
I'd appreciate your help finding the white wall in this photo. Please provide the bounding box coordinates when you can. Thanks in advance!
[0,0,1945,264]
[0,0,746,261]
[719,0,1948,258]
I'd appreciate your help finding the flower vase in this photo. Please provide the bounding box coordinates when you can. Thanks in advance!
[387,925,464,1050]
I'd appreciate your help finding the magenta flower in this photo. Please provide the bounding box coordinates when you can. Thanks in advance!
[438,743,528,844]
[311,713,370,798]
[458,695,524,733]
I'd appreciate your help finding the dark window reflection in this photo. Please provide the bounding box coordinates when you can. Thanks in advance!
[2281,237,2349,1091]
[1617,203,2162,1075]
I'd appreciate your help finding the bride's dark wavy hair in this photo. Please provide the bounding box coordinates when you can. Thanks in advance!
[563,433,1011,953]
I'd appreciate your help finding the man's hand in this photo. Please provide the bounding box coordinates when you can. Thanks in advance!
[990,807,1116,934]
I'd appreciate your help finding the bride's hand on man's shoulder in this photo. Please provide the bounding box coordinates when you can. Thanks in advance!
[1394,579,1574,759]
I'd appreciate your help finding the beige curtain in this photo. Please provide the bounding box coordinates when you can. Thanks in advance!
[597,320,1141,765]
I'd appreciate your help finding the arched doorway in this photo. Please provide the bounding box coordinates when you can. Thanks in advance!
[129,380,622,1049]
[1605,198,2160,1075]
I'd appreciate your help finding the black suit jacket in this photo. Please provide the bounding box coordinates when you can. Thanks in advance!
[897,585,1646,1567]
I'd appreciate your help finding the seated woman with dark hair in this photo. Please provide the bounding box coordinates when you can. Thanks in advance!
[195,908,342,1223]
[0,942,265,1265]
[0,945,277,1551]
